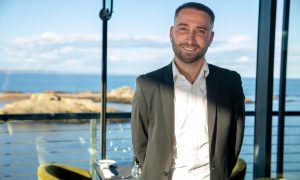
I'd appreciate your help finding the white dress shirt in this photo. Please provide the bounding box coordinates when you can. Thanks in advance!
[171,60,210,180]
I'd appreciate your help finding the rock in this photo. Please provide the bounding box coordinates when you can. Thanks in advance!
[30,92,61,101]
[0,86,135,105]
[244,98,254,103]
[0,92,30,102]
[0,92,117,114]
[107,86,134,103]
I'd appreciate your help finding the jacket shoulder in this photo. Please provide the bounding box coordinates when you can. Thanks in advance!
[137,63,172,85]
[208,64,241,80]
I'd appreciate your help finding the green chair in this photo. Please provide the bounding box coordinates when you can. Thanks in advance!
[37,163,92,180]
[230,158,247,180]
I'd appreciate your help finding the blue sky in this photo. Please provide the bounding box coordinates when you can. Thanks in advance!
[0,0,299,78]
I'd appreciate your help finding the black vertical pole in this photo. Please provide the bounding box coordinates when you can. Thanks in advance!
[254,0,277,178]
[101,18,108,160]
[277,0,290,178]
[99,0,113,160]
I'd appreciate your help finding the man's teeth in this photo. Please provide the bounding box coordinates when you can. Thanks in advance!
[183,46,197,51]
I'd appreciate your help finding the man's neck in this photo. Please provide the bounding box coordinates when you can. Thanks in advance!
[174,58,204,84]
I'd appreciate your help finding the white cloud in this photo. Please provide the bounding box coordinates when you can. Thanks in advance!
[59,46,74,54]
[0,32,267,77]
[210,35,255,53]
[230,35,252,44]
[108,33,169,44]
[237,56,251,63]
[10,32,100,47]
[109,47,171,62]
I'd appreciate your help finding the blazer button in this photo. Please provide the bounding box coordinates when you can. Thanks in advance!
[162,171,169,176]
[211,165,215,170]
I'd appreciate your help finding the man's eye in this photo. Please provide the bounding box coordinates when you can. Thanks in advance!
[196,29,205,34]
[178,27,188,32]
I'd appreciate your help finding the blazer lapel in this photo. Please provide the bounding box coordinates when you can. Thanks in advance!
[206,64,219,157]
[160,63,174,145]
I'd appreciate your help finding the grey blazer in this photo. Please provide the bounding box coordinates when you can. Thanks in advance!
[131,63,245,180]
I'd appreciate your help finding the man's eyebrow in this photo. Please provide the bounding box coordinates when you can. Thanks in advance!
[176,23,188,27]
[196,26,208,31]
[176,23,209,30]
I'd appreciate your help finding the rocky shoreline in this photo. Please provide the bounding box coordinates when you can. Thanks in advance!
[0,85,254,115]
[0,86,134,114]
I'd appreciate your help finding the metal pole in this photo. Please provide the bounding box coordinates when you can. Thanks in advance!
[254,0,277,178]
[277,0,290,177]
[90,119,97,180]
[99,0,113,160]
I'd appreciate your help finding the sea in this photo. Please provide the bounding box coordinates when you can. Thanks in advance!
[1,71,300,111]
[0,72,300,180]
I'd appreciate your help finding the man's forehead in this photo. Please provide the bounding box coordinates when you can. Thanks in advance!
[175,8,213,27]
[177,8,210,17]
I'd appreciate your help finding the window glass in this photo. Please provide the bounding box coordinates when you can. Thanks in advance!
[272,0,300,179]
[0,1,259,179]
[284,0,300,179]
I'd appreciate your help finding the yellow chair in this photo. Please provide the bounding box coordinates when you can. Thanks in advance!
[37,163,92,180]
[230,158,247,180]
[255,178,282,180]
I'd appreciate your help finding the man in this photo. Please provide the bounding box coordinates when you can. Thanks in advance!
[131,2,245,180]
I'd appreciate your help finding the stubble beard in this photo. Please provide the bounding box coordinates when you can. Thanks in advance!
[171,38,208,64]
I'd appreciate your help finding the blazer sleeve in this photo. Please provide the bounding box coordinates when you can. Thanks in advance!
[131,77,149,166]
[234,73,245,159]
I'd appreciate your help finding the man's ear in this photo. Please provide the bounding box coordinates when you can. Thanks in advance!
[209,31,214,46]
[169,26,174,41]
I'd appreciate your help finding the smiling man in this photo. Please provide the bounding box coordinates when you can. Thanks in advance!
[131,2,245,180]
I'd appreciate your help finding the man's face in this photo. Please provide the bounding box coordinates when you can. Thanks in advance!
[170,8,214,64]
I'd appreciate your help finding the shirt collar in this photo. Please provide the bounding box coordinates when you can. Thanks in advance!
[172,59,210,82]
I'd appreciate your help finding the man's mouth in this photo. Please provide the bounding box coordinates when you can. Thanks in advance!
[181,45,199,52]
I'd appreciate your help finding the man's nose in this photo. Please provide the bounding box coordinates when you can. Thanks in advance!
[186,31,196,44]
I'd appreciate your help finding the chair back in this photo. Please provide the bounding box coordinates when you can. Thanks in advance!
[230,158,247,180]
[37,163,92,180]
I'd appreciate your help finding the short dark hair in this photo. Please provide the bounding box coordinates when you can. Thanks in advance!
[175,2,215,25]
